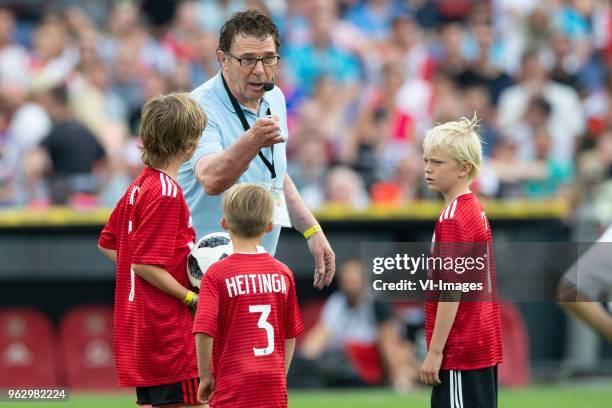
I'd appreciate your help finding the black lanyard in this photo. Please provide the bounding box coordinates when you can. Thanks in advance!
[221,74,276,179]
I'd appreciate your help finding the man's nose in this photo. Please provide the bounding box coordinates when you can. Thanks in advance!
[251,59,266,75]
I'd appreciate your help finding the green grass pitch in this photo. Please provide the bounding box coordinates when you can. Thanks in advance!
[4,384,612,408]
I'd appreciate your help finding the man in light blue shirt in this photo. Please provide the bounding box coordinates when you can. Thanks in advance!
[178,10,335,289]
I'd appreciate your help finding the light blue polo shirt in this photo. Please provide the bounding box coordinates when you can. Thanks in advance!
[178,71,289,255]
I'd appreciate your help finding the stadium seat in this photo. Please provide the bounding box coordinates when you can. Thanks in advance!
[60,305,117,390]
[0,308,60,387]
[345,342,384,385]
[499,302,531,388]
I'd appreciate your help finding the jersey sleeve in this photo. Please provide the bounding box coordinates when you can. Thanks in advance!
[434,218,491,298]
[193,273,220,337]
[435,219,475,285]
[284,271,304,338]
[130,194,181,268]
[98,200,122,250]
[436,218,472,243]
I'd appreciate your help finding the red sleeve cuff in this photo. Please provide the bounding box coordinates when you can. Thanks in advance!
[193,324,217,337]
[98,238,117,251]
[286,324,304,339]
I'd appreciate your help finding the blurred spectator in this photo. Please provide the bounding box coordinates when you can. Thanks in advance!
[287,131,329,195]
[462,83,501,157]
[434,22,470,77]
[394,58,433,143]
[189,31,220,88]
[65,1,113,29]
[198,0,246,34]
[161,0,199,60]
[284,3,360,99]
[274,0,313,50]
[343,62,416,188]
[140,0,179,29]
[294,259,418,390]
[0,8,30,88]
[492,96,574,198]
[383,13,433,82]
[504,95,551,161]
[0,82,51,205]
[101,1,143,61]
[522,125,574,198]
[489,139,524,198]
[69,60,128,154]
[127,71,171,136]
[370,147,428,205]
[344,0,409,41]
[305,166,369,210]
[29,15,78,87]
[297,76,351,153]
[524,6,554,56]
[430,70,464,124]
[0,0,607,209]
[498,51,585,166]
[548,32,582,89]
[458,16,513,104]
[110,42,146,129]
[28,84,106,204]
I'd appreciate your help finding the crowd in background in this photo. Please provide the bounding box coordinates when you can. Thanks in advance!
[1,0,610,390]
[1,0,612,233]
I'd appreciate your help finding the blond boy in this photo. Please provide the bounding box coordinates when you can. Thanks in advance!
[194,183,303,408]
[99,93,208,407]
[420,116,503,408]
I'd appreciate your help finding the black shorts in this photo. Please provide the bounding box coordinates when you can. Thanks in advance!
[136,377,200,406]
[431,365,498,408]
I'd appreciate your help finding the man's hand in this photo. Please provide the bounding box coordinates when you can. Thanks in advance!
[420,350,443,386]
[247,116,284,148]
[307,231,335,289]
[198,371,215,404]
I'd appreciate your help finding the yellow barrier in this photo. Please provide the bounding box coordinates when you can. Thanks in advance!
[0,199,569,227]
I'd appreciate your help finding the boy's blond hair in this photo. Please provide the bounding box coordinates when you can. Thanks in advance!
[140,92,207,169]
[423,115,482,180]
[222,183,273,238]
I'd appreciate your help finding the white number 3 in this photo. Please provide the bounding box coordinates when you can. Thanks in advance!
[249,304,274,356]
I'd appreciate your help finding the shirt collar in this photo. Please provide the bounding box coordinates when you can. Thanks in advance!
[212,71,272,116]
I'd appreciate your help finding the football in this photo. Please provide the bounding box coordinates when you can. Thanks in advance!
[187,232,233,289]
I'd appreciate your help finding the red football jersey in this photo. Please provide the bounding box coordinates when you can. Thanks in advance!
[425,193,503,371]
[193,253,304,408]
[98,167,197,387]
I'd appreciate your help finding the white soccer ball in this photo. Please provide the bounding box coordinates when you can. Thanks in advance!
[187,232,233,289]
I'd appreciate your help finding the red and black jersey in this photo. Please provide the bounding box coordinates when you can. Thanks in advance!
[99,167,197,387]
[194,253,304,408]
[426,193,503,371]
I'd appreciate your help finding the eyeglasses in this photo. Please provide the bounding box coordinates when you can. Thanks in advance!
[226,52,280,68]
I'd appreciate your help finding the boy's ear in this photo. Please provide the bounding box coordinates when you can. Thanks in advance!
[459,162,472,178]
[220,218,229,231]
[264,222,273,233]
